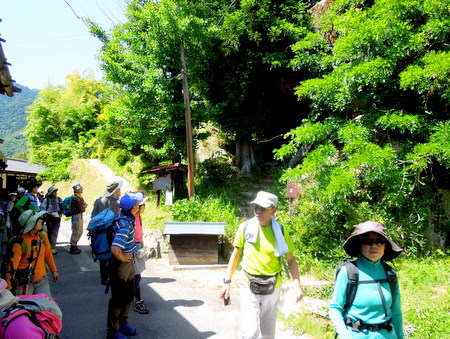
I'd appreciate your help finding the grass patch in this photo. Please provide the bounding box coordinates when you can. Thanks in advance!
[281,312,335,338]
[395,254,450,338]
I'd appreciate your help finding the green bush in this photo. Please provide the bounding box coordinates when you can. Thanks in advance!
[170,195,242,238]
[196,157,242,187]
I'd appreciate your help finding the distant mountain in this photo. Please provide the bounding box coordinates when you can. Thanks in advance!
[0,84,38,157]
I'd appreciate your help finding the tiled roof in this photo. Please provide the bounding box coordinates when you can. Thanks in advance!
[5,158,46,174]
[142,162,187,174]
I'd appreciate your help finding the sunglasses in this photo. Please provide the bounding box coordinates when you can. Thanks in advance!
[361,238,385,246]
[253,205,271,212]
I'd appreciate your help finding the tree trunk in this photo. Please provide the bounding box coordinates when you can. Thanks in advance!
[236,138,255,176]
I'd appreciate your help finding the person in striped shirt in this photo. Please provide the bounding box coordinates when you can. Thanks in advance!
[106,193,140,339]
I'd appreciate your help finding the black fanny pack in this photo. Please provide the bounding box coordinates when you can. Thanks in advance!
[245,271,277,295]
[15,268,34,286]
[345,318,393,332]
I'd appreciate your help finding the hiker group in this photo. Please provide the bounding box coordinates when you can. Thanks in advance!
[0,179,150,339]
[0,180,405,339]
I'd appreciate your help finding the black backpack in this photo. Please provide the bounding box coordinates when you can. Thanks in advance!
[335,259,398,316]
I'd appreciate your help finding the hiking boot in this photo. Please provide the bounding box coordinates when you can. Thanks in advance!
[107,331,129,339]
[52,249,58,255]
[134,299,150,314]
[69,246,81,254]
[119,322,137,336]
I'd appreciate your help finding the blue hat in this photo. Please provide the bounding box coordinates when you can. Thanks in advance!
[120,193,140,211]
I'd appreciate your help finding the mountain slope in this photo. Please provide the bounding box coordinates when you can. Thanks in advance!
[0,84,38,156]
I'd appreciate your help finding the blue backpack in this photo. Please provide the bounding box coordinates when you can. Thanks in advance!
[62,196,77,217]
[87,209,124,262]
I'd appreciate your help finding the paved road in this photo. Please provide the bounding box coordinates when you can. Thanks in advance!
[52,219,241,339]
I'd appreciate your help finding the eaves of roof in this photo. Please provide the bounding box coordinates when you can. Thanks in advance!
[0,34,22,97]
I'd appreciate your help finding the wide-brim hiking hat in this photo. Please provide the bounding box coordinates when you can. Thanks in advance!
[104,180,123,197]
[72,183,83,191]
[343,220,403,261]
[0,279,19,312]
[120,193,140,211]
[250,191,278,208]
[46,186,58,197]
[18,210,47,234]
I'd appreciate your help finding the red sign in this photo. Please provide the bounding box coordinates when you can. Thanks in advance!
[286,182,298,198]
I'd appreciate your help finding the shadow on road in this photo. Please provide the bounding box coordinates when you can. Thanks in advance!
[52,244,216,339]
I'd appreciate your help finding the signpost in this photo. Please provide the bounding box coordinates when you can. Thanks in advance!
[287,182,299,217]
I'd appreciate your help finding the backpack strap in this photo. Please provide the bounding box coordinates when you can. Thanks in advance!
[343,260,397,317]
[343,260,358,315]
[381,261,397,303]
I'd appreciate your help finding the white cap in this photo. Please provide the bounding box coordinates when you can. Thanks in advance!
[250,191,278,208]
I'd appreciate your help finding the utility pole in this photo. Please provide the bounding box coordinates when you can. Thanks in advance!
[180,43,195,198]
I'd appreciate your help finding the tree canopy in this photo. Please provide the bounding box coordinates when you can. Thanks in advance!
[23,0,450,255]
[275,0,450,256]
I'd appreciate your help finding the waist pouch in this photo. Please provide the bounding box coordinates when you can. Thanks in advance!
[345,318,393,332]
[245,271,276,295]
[15,268,34,286]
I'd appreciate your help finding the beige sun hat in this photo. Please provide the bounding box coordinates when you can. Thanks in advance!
[46,186,58,197]
[104,180,123,197]
[18,210,47,234]
[343,221,403,260]
[250,191,278,208]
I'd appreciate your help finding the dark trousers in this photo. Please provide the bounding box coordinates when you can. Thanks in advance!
[134,274,141,301]
[107,258,135,333]
[45,216,61,249]
[100,259,109,281]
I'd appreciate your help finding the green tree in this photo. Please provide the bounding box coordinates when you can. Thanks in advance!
[276,0,450,257]
[195,0,313,174]
[92,0,313,175]
[26,73,113,180]
[91,0,217,166]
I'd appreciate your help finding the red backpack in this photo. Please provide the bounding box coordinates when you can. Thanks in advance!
[0,293,63,339]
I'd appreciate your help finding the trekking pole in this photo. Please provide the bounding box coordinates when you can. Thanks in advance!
[22,239,38,295]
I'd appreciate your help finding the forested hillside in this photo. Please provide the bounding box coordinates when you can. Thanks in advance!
[26,0,449,257]
[0,84,38,157]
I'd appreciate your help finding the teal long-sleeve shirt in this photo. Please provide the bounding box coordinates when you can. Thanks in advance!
[329,256,404,339]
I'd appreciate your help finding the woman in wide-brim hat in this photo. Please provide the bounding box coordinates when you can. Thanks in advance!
[343,221,403,261]
[329,221,404,339]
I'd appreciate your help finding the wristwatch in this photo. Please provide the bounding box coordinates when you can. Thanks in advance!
[223,279,232,284]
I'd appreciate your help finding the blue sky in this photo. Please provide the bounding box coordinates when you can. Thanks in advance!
[1,0,127,90]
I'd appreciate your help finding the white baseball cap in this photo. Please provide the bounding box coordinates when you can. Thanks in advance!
[250,191,278,208]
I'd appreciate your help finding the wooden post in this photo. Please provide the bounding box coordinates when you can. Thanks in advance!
[180,43,195,198]
[286,182,299,217]
[156,190,161,207]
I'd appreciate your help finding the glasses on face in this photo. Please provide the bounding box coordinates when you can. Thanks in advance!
[253,205,270,212]
[361,238,385,246]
